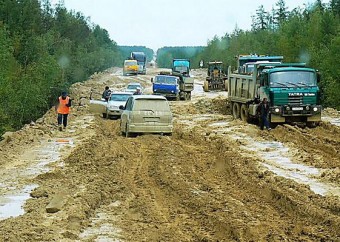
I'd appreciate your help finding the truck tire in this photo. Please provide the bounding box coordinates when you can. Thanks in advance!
[232,103,240,119]
[203,81,209,92]
[240,104,249,122]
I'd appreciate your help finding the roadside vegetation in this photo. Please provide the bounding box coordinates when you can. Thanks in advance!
[119,46,154,62]
[190,0,340,109]
[0,0,123,135]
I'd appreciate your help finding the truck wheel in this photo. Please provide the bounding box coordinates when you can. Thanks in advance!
[187,92,191,100]
[203,81,209,92]
[232,103,240,119]
[175,95,180,101]
[240,104,249,122]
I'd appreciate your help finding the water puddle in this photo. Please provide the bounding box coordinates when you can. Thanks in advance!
[80,201,123,241]
[0,185,38,220]
[225,129,340,196]
[0,138,74,220]
[322,116,340,126]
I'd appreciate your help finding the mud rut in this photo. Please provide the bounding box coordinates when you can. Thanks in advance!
[0,68,339,241]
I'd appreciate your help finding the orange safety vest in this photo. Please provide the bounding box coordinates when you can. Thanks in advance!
[57,96,70,114]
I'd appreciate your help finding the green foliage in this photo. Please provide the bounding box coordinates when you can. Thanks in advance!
[156,46,205,68]
[192,0,340,109]
[118,46,154,64]
[0,1,122,135]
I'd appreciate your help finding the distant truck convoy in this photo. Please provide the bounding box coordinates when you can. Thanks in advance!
[151,59,194,100]
[228,62,321,127]
[131,52,146,74]
[236,54,283,74]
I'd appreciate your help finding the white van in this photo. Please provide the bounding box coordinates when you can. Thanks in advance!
[120,95,173,137]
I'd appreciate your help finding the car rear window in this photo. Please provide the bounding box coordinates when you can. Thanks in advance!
[133,99,170,112]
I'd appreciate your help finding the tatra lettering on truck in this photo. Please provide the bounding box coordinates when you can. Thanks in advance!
[228,62,321,127]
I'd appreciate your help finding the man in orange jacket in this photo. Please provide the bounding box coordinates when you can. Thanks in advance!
[55,91,71,131]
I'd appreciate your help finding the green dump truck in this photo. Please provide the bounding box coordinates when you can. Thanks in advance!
[228,62,322,126]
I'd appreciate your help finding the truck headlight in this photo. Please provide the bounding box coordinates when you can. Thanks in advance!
[275,108,280,113]
[313,107,318,112]
[171,90,174,93]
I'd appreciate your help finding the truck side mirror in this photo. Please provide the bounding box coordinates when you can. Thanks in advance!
[260,75,264,86]
[119,105,125,110]
[151,78,153,83]
[316,72,321,83]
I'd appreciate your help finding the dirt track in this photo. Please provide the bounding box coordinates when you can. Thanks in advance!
[0,67,339,241]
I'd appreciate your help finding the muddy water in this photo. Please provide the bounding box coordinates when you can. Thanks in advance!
[0,139,73,220]
[208,120,340,197]
[322,116,340,126]
[80,201,123,241]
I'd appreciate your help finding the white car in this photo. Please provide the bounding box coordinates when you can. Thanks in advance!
[89,92,132,119]
[124,82,143,93]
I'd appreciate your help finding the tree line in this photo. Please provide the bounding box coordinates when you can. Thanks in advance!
[118,46,154,62]
[157,46,205,68]
[0,0,124,136]
[190,0,340,109]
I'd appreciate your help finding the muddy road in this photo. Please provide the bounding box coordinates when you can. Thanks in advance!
[0,67,339,241]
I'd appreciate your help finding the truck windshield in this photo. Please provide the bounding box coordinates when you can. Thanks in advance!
[270,71,316,87]
[125,61,137,66]
[174,66,188,74]
[155,76,177,85]
[110,94,131,101]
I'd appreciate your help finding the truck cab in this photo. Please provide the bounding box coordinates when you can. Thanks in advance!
[257,64,321,123]
[152,74,181,100]
[228,62,322,126]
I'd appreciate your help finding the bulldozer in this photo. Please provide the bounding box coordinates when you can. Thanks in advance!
[203,61,228,92]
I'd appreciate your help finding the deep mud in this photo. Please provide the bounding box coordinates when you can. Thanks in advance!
[0,67,339,241]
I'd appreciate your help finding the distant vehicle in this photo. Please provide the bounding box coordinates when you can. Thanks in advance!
[119,95,173,137]
[123,59,138,76]
[125,82,143,93]
[131,52,147,74]
[89,91,132,119]
[203,61,228,92]
[235,54,283,74]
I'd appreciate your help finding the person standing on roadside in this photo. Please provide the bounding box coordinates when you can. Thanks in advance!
[257,97,271,131]
[102,86,112,101]
[55,91,71,131]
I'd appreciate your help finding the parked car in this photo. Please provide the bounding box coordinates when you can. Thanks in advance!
[125,82,143,93]
[120,95,173,137]
[123,60,138,76]
[89,91,132,119]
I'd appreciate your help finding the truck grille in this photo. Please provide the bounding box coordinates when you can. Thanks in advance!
[288,96,303,105]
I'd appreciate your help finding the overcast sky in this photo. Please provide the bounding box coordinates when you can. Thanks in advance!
[59,0,328,51]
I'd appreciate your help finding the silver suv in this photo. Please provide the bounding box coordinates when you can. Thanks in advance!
[120,95,173,137]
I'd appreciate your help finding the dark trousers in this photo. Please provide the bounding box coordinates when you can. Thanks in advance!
[57,113,68,127]
[260,114,270,130]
